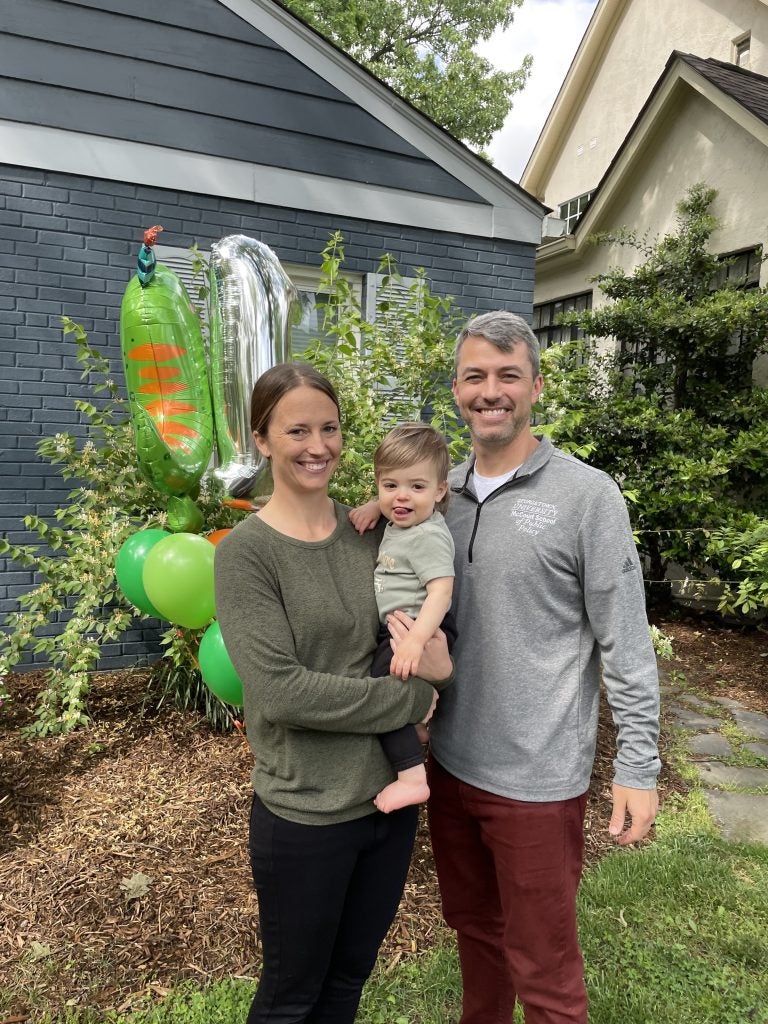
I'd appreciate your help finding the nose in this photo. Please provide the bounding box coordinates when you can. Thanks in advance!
[307,430,330,453]
[480,374,502,402]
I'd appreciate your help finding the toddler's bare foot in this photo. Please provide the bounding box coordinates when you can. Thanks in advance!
[374,767,430,813]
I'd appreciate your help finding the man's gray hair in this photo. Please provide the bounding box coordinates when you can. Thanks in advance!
[455,311,540,378]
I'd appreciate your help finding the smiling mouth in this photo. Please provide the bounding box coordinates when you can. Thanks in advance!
[474,407,511,417]
[299,461,330,473]
[392,506,412,516]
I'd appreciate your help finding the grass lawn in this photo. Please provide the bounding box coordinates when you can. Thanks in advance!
[26,794,768,1024]
[5,621,767,1023]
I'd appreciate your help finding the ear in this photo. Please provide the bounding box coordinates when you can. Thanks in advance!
[532,374,544,403]
[253,430,271,460]
[451,378,459,402]
[436,480,449,503]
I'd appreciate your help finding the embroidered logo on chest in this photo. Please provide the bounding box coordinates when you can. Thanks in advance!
[377,553,396,570]
[509,499,558,536]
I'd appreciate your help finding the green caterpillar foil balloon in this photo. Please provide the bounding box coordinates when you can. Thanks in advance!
[119,226,214,532]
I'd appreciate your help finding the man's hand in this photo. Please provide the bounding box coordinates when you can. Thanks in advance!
[609,784,658,846]
[349,500,381,535]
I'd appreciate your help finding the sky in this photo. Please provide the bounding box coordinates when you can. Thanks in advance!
[476,0,600,182]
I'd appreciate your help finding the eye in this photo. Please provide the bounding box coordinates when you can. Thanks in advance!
[323,424,339,434]
[463,374,482,383]
[287,428,306,437]
[413,483,425,491]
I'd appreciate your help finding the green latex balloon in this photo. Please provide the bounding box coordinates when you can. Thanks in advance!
[142,533,216,629]
[199,621,243,707]
[115,529,170,618]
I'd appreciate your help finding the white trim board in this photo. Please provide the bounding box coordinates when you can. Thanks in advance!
[1,121,543,243]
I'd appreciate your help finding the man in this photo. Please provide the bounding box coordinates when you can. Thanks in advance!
[423,310,660,1023]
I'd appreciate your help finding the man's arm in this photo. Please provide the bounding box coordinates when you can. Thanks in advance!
[579,479,661,843]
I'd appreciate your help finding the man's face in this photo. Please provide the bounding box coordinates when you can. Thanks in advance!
[452,335,543,449]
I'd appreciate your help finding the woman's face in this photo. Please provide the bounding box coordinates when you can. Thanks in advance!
[254,385,342,496]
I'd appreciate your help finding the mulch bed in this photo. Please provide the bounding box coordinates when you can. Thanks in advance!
[0,614,765,1019]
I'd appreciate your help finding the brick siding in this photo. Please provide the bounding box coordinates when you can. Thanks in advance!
[0,163,535,668]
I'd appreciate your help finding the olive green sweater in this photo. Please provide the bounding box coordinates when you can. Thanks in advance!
[214,502,438,825]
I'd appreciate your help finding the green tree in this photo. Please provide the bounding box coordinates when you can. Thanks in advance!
[282,0,531,148]
[537,184,768,609]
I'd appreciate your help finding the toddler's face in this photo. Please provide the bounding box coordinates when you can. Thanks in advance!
[377,458,447,529]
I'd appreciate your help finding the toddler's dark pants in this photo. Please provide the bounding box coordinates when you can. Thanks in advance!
[371,610,457,771]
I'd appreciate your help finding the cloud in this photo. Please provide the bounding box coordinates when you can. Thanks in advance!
[475,0,599,182]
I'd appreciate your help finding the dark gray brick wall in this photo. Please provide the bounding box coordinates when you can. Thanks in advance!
[0,163,535,669]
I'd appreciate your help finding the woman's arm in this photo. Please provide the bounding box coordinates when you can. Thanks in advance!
[387,610,453,688]
[215,530,435,734]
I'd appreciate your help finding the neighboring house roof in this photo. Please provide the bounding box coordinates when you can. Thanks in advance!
[537,50,768,264]
[521,0,768,198]
[520,0,625,197]
[681,52,768,124]
[0,0,545,241]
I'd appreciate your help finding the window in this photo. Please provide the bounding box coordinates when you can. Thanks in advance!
[533,291,592,351]
[713,245,763,357]
[711,245,762,291]
[733,32,751,68]
[154,245,362,354]
[557,192,593,234]
[285,264,362,355]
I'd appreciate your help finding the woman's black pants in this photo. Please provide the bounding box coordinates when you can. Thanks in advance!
[247,793,418,1023]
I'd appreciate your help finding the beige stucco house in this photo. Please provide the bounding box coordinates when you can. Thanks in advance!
[521,0,768,383]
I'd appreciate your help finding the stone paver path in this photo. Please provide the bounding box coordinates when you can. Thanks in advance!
[663,672,768,845]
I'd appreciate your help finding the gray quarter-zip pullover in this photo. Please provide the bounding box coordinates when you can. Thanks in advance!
[430,435,660,801]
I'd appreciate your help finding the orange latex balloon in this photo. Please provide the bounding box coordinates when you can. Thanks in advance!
[206,529,232,546]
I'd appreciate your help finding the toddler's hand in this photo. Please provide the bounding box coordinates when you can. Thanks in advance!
[389,635,425,680]
[349,500,381,535]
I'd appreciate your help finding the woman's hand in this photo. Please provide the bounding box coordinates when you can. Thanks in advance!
[387,610,452,682]
[349,500,381,535]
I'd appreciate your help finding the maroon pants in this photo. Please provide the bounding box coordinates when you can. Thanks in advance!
[427,755,589,1024]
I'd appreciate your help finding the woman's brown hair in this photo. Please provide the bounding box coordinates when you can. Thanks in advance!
[250,362,341,437]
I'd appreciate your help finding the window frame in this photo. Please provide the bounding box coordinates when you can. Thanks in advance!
[533,290,593,352]
[733,31,751,68]
[557,192,594,234]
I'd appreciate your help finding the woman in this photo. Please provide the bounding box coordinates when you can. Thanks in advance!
[214,363,452,1024]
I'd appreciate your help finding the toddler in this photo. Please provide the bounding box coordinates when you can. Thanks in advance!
[352,422,456,813]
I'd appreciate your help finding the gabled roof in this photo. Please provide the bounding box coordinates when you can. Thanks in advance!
[0,0,546,242]
[521,0,768,197]
[537,49,768,263]
[220,0,546,236]
[520,0,626,196]
[681,52,768,125]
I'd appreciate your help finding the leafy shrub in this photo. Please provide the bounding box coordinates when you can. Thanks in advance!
[0,319,238,734]
[537,184,768,610]
[300,232,469,504]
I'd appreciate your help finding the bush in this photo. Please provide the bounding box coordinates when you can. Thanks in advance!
[0,319,238,734]
[538,184,768,609]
